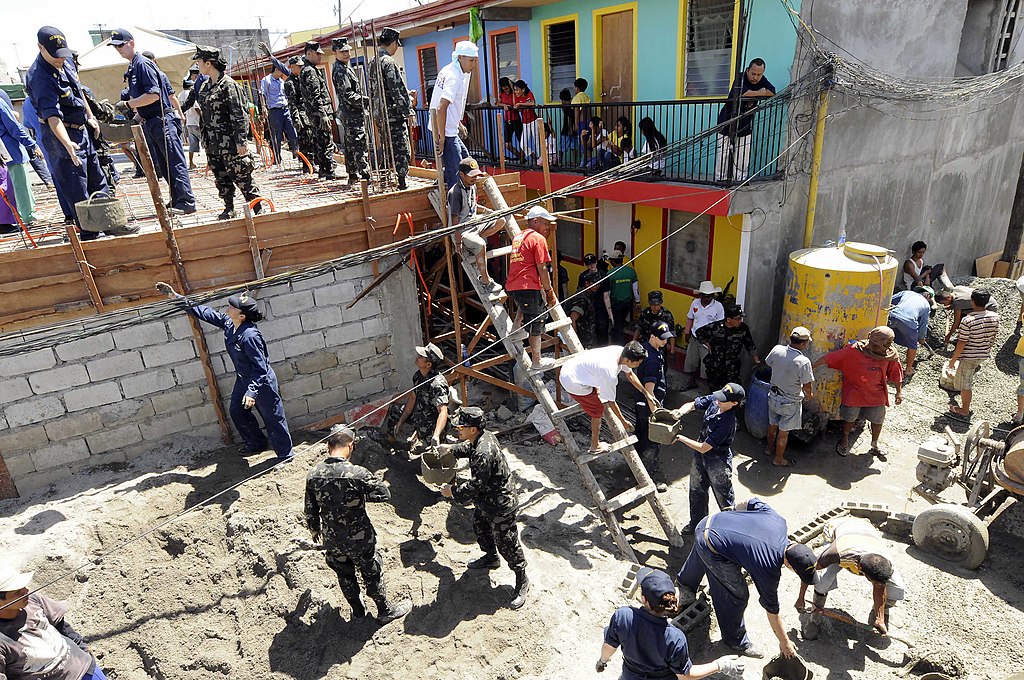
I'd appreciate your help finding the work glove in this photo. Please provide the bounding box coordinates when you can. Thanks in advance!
[716,655,744,677]
[155,281,175,297]
[114,100,131,115]
[595,659,608,673]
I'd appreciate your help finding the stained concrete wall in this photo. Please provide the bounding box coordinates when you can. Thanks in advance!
[0,260,420,495]
[736,0,1024,350]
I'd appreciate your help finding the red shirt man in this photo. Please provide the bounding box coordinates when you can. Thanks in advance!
[507,205,556,368]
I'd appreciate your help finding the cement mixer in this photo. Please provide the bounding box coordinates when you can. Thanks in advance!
[910,421,1024,569]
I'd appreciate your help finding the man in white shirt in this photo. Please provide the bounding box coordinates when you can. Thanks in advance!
[429,41,478,190]
[559,342,660,453]
[683,280,725,389]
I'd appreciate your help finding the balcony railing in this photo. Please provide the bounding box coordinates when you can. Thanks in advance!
[411,97,788,187]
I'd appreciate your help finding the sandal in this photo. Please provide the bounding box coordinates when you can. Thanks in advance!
[836,441,848,457]
[588,442,611,454]
[869,446,887,462]
[773,459,794,467]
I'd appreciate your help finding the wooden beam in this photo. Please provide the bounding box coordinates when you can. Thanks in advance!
[454,365,534,397]
[466,315,494,353]
[65,226,105,313]
[496,111,506,174]
[360,179,379,276]
[132,124,234,447]
[346,256,405,309]
[241,204,264,280]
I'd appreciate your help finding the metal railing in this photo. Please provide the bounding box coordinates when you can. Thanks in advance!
[411,97,789,186]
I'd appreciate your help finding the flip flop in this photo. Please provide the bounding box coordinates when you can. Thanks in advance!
[588,442,611,454]
[836,441,848,457]
[773,459,794,467]
[947,405,972,421]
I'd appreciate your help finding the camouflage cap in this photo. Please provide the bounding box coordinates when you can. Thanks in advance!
[380,27,402,46]
[331,37,350,51]
[304,40,324,54]
[648,290,664,304]
[287,55,302,66]
[191,45,221,61]
[453,407,485,429]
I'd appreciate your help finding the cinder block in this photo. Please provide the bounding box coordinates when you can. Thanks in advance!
[281,332,327,359]
[343,297,381,321]
[64,382,123,412]
[306,386,349,415]
[268,291,315,317]
[86,352,145,382]
[166,315,195,340]
[0,425,49,455]
[335,262,372,281]
[362,317,386,337]
[283,374,322,398]
[283,398,308,420]
[86,423,143,454]
[267,345,286,364]
[14,465,73,494]
[5,396,66,428]
[346,376,384,400]
[44,411,104,441]
[141,339,196,368]
[112,321,168,350]
[289,271,336,292]
[359,355,395,379]
[0,348,56,378]
[173,362,207,385]
[383,372,400,391]
[274,362,297,382]
[28,364,90,395]
[150,387,205,415]
[2,452,35,478]
[30,438,91,470]
[188,405,218,427]
[300,307,344,332]
[55,333,115,361]
[321,363,360,389]
[258,282,291,299]
[98,398,155,427]
[313,281,357,306]
[257,316,302,342]
[324,323,364,347]
[0,377,34,403]
[336,342,378,365]
[375,337,392,354]
[295,352,338,375]
[140,412,192,440]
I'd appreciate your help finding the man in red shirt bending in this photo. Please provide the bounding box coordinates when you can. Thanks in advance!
[813,326,903,459]
[507,205,558,370]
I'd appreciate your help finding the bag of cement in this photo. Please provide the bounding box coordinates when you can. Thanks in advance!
[526,404,562,445]
[939,361,958,391]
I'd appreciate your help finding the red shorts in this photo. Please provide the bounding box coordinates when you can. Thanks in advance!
[570,389,607,418]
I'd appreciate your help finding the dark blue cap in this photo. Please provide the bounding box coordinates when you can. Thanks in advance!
[37,26,74,59]
[109,28,134,46]
[638,568,676,603]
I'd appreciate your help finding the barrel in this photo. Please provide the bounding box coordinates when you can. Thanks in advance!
[745,365,772,439]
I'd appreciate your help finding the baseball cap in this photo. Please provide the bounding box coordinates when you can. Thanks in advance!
[637,567,675,603]
[525,205,557,222]
[785,543,819,586]
[652,321,675,340]
[327,424,357,444]
[584,253,598,265]
[37,27,74,59]
[712,382,746,403]
[0,566,34,592]
[723,304,744,319]
[454,41,479,58]
[304,40,324,54]
[108,28,134,46]
[790,326,812,341]
[415,342,444,363]
[453,406,485,428]
[458,157,484,177]
[227,294,259,313]
[648,290,664,304]
[610,249,624,260]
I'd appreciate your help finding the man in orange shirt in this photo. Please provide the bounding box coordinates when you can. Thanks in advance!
[507,206,557,370]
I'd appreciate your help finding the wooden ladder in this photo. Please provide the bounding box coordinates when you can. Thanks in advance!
[443,177,684,562]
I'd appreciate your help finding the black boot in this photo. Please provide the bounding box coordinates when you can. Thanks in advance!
[397,176,407,190]
[372,593,411,624]
[510,568,530,610]
[345,593,367,619]
[218,204,235,220]
[252,200,263,216]
[467,553,500,570]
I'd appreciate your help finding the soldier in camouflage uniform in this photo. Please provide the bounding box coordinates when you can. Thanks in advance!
[384,342,451,448]
[368,27,413,190]
[193,46,261,220]
[330,37,370,185]
[568,288,597,348]
[283,57,315,173]
[695,304,761,390]
[634,290,676,357]
[439,407,530,610]
[299,41,336,180]
[304,425,412,623]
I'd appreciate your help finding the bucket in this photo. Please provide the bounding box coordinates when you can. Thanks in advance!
[420,448,458,485]
[648,408,681,445]
[75,191,128,233]
[762,653,813,680]
[745,365,772,440]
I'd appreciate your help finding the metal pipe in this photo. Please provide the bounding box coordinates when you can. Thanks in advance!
[802,87,830,248]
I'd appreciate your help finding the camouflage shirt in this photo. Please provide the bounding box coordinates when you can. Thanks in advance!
[284,77,305,123]
[569,292,597,348]
[300,60,333,124]
[304,456,389,549]
[450,431,518,516]
[409,368,450,433]
[635,307,676,342]
[196,74,249,158]
[368,49,412,122]
[331,61,366,119]
[696,320,757,386]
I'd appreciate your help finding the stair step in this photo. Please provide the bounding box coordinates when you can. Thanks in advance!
[604,485,657,513]
[550,403,583,420]
[544,317,573,333]
[486,245,513,259]
[576,436,638,465]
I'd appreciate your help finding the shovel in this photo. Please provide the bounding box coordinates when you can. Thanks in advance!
[807,606,914,648]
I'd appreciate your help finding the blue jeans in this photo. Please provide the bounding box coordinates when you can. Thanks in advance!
[267,108,299,164]
[442,135,470,190]
[677,525,752,649]
[229,370,294,459]
[688,448,735,529]
[84,666,109,680]
[143,113,195,210]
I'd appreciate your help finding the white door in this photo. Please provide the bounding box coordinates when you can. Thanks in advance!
[598,200,633,259]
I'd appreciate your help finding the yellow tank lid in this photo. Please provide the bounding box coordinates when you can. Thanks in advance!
[790,242,897,272]
[843,242,890,260]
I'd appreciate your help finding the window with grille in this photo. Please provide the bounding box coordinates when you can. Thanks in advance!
[492,31,519,82]
[419,46,439,103]
[554,196,583,262]
[682,0,738,97]
[545,21,577,102]
[663,211,712,292]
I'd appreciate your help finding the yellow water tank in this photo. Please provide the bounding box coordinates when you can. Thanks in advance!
[780,242,899,418]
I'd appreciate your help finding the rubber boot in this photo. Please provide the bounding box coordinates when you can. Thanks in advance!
[802,591,826,640]
[344,593,367,619]
[373,593,412,624]
[509,568,530,610]
[218,202,235,220]
[397,176,407,191]
[467,553,500,570]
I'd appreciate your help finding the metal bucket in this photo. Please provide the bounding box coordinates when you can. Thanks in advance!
[75,191,128,233]
[648,408,681,445]
[420,448,458,485]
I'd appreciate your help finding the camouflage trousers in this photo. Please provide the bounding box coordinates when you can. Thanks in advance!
[207,153,259,210]
[295,117,315,172]
[376,117,410,180]
[383,402,441,440]
[474,507,526,571]
[342,117,369,180]
[310,122,335,176]
[325,543,386,603]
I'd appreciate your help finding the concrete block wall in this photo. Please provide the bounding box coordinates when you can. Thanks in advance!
[0,259,421,495]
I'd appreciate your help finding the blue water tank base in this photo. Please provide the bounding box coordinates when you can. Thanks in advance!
[745,365,772,440]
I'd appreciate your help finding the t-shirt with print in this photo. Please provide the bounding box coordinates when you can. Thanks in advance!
[823,344,902,407]
[506,228,551,291]
[0,594,95,680]
[687,299,724,333]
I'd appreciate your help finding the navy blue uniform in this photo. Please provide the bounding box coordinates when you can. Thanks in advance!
[688,395,737,529]
[25,54,109,228]
[678,498,788,650]
[604,605,693,679]
[634,339,667,478]
[180,297,293,459]
[127,52,194,211]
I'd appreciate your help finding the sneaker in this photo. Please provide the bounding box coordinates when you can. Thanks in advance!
[726,642,764,659]
[655,482,669,493]
[467,554,501,570]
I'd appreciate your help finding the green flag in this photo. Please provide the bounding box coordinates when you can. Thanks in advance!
[469,7,484,44]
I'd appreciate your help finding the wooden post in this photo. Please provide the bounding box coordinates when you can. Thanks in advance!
[241,205,264,280]
[538,121,562,404]
[496,110,506,174]
[131,125,234,446]
[64,224,106,313]
[359,179,379,276]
